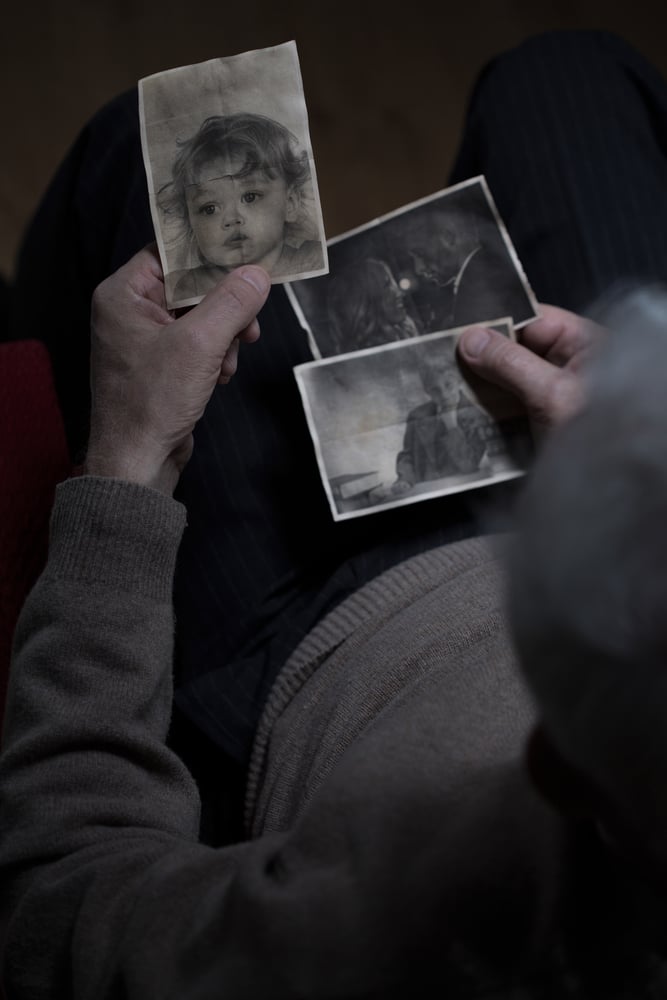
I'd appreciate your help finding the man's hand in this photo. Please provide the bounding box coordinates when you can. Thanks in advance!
[84,245,269,495]
[391,477,413,496]
[457,305,604,435]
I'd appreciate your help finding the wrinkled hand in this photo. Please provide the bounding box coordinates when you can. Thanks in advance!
[369,478,413,504]
[457,305,604,436]
[390,477,413,496]
[84,245,269,495]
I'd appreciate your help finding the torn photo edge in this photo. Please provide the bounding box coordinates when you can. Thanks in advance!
[285,175,540,361]
[294,317,530,522]
[138,40,329,312]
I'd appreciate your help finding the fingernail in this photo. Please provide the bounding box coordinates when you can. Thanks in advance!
[461,327,491,358]
[239,266,270,294]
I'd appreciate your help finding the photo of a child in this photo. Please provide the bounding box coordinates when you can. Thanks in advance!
[139,42,328,309]
[160,113,325,302]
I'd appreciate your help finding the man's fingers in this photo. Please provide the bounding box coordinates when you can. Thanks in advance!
[458,326,560,410]
[117,242,163,282]
[217,316,262,384]
[219,338,240,384]
[238,316,261,344]
[179,265,270,359]
[520,304,599,366]
[458,325,586,428]
[121,244,170,309]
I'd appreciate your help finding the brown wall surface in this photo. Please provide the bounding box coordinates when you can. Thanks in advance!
[2,0,667,279]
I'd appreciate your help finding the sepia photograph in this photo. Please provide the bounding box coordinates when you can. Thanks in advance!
[286,176,538,358]
[139,41,328,310]
[294,319,533,520]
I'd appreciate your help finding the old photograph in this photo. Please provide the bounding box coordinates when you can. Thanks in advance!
[139,41,328,310]
[294,320,533,521]
[286,176,538,358]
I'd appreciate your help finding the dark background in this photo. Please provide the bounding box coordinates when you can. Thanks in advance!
[2,0,667,281]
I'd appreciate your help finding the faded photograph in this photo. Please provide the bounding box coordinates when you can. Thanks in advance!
[139,42,328,310]
[286,176,538,357]
[294,321,533,520]
[324,258,420,352]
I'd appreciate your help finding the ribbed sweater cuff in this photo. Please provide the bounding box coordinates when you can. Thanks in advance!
[47,476,187,601]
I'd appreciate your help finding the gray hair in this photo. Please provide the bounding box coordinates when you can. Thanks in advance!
[508,285,667,833]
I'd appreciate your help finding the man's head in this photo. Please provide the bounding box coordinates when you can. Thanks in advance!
[508,287,667,870]
[405,209,480,286]
[417,339,461,410]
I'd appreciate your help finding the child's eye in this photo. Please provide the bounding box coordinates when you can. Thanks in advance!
[241,191,262,204]
[198,204,217,216]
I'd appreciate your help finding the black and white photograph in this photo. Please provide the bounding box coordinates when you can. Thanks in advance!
[139,41,328,310]
[286,176,538,358]
[294,319,533,520]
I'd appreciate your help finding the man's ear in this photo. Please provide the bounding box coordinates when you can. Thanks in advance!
[524,724,600,820]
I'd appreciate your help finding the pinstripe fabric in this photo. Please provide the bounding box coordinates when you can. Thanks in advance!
[176,30,667,763]
[9,31,667,769]
[450,31,667,309]
[171,311,484,760]
[9,90,153,460]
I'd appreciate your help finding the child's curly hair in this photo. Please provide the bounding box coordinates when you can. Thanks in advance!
[158,112,311,227]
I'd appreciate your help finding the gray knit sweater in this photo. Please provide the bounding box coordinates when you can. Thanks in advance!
[0,476,657,998]
[245,524,535,838]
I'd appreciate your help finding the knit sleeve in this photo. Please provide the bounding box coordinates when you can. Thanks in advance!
[0,475,410,999]
[0,477,562,999]
[0,476,205,991]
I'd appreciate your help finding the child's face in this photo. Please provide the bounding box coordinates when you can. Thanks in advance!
[185,154,298,270]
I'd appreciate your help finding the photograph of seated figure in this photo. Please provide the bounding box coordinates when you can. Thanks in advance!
[392,336,528,492]
[3,28,667,1000]
[294,321,531,519]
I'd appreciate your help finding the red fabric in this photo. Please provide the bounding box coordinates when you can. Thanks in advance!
[0,341,71,739]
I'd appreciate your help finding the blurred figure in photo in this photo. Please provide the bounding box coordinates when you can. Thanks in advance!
[326,257,420,353]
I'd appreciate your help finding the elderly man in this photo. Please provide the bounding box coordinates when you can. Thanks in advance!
[3,29,667,998]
